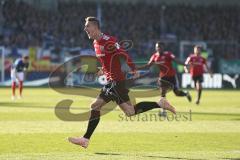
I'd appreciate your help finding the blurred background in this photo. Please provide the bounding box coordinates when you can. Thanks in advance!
[0,0,239,88]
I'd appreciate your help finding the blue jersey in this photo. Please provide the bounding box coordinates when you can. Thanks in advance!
[12,58,29,72]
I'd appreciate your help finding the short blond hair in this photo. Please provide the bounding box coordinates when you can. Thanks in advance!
[85,16,100,28]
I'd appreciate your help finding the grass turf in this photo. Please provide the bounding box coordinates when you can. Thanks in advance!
[0,88,239,160]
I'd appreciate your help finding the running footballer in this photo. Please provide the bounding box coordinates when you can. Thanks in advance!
[68,17,176,148]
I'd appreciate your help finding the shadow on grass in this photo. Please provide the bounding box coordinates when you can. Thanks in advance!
[94,152,207,160]
[0,102,240,121]
[191,112,240,117]
[95,152,121,156]
[0,102,88,110]
[144,155,206,160]
[221,158,240,160]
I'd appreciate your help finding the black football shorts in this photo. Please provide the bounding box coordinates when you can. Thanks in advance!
[99,80,130,105]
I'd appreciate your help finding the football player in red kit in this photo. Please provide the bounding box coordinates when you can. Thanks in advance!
[137,42,191,116]
[184,45,212,105]
[68,17,176,148]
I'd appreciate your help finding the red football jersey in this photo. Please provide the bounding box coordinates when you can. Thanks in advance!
[148,51,176,77]
[185,54,206,77]
[93,33,135,81]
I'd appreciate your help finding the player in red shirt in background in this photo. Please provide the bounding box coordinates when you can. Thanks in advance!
[184,45,212,105]
[68,17,176,148]
[138,42,192,116]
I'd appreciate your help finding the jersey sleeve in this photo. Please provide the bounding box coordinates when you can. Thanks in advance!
[13,59,20,69]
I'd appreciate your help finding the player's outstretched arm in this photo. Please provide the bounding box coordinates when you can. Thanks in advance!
[173,58,186,66]
[184,66,189,73]
[184,57,191,73]
[136,63,152,70]
[136,53,155,70]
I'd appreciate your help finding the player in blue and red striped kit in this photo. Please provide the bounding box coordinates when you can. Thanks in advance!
[11,55,29,100]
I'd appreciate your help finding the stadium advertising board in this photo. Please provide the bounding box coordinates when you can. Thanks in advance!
[181,73,240,89]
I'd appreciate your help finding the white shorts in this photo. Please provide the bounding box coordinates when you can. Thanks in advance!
[11,70,24,82]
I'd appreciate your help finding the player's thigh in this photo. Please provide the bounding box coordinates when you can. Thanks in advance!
[11,70,17,82]
[192,77,197,88]
[193,80,198,88]
[173,75,180,90]
[11,75,17,83]
[196,81,202,89]
[118,101,135,117]
[90,97,108,111]
[114,86,134,116]
[158,77,175,93]
[196,76,203,89]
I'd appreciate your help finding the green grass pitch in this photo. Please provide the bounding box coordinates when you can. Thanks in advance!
[0,88,239,160]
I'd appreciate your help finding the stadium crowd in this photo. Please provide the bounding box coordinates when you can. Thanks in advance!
[0,0,239,59]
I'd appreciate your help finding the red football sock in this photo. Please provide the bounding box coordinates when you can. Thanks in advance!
[19,81,23,96]
[12,82,16,96]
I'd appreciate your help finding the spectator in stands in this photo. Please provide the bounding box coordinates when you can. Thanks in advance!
[1,0,239,60]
